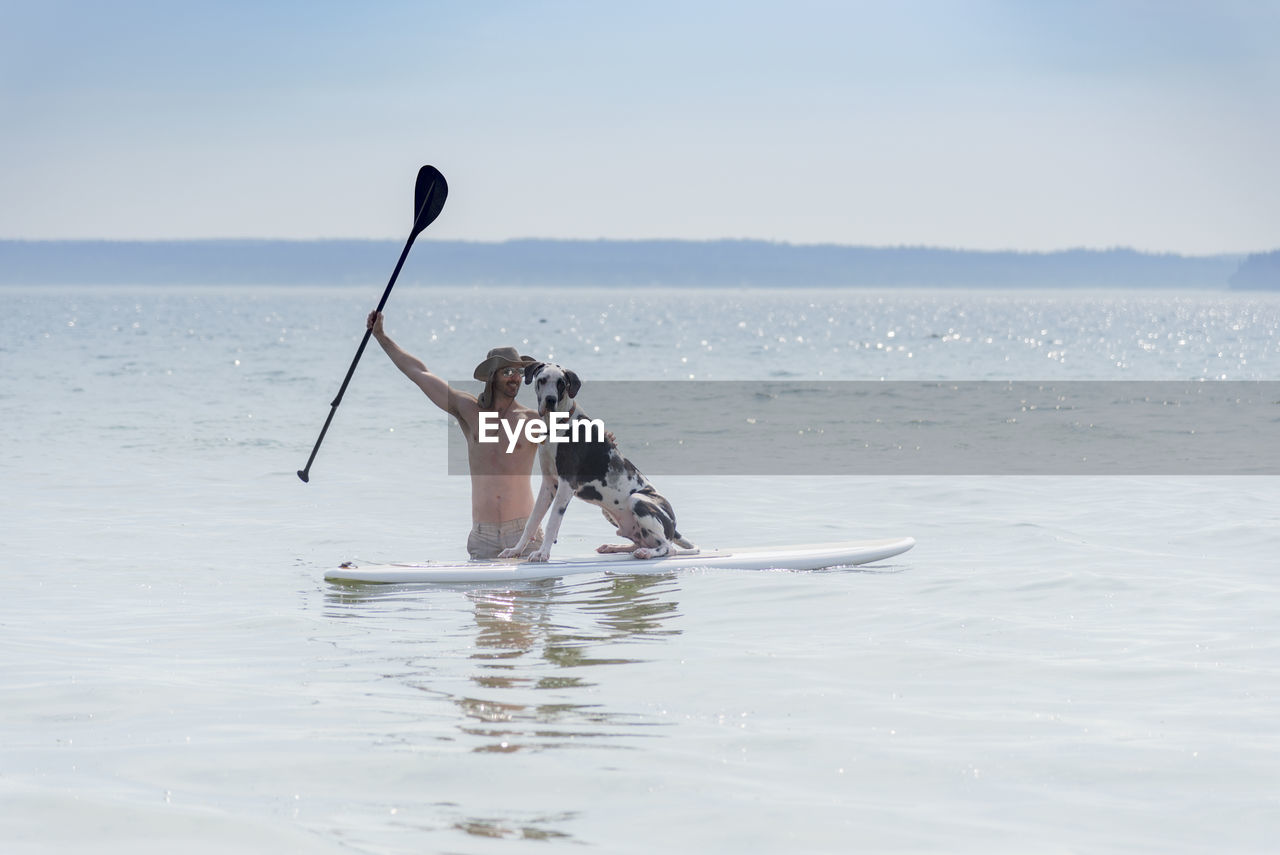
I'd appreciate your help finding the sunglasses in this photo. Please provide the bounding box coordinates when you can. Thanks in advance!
[497,366,524,378]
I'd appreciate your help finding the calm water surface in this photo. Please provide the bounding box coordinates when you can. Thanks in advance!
[2,286,1278,853]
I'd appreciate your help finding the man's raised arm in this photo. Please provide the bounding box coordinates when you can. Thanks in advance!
[367,311,460,416]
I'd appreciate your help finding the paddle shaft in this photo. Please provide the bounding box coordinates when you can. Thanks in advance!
[296,231,416,483]
[297,166,446,483]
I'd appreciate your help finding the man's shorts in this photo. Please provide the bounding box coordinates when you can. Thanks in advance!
[467,518,543,561]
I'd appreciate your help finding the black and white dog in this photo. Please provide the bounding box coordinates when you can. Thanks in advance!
[498,362,696,562]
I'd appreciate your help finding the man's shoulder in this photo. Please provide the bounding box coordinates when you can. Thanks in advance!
[510,402,539,418]
[450,388,480,408]
[449,390,482,423]
[469,402,538,425]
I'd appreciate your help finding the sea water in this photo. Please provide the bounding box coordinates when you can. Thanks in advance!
[1,285,1278,854]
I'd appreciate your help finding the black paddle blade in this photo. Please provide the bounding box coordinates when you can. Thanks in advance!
[412,165,448,237]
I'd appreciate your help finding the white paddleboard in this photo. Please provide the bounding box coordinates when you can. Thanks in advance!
[325,537,914,584]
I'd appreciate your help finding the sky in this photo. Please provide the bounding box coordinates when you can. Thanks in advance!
[2,0,1278,254]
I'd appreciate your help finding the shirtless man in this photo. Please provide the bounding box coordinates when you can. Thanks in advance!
[367,311,543,560]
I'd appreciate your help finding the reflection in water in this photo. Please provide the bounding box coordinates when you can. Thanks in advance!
[324,571,684,845]
[459,573,681,753]
[326,573,681,750]
[451,811,578,841]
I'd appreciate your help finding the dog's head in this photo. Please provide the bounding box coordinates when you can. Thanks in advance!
[523,362,581,415]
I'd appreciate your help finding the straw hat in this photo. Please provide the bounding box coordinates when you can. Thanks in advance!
[473,346,537,408]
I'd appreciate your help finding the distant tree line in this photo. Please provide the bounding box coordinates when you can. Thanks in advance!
[1229,250,1280,289]
[0,238,1258,289]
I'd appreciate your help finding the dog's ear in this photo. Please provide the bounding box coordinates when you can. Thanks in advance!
[523,362,544,385]
[564,370,581,399]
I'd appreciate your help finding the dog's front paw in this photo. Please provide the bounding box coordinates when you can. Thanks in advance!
[497,547,520,559]
[633,547,654,559]
[526,548,551,563]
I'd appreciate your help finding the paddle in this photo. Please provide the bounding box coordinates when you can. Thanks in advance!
[297,165,448,482]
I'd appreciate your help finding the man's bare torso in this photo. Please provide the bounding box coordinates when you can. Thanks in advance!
[460,404,539,524]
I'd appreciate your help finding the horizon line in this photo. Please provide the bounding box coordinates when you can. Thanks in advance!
[0,236,1265,259]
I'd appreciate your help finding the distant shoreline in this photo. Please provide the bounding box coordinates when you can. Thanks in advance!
[1,238,1274,289]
